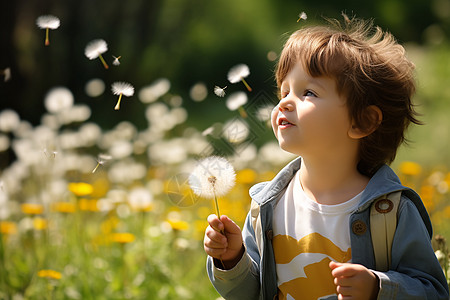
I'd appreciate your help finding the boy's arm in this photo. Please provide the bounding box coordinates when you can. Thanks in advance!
[206,212,261,300]
[371,198,449,299]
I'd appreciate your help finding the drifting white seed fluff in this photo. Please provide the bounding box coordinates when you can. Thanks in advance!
[36,15,60,29]
[85,39,108,60]
[227,64,250,84]
[111,82,135,97]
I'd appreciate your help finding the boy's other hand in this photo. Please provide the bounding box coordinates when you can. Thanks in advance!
[204,214,244,270]
[329,261,379,300]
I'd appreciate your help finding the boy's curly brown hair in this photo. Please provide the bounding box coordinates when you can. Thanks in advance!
[275,16,422,176]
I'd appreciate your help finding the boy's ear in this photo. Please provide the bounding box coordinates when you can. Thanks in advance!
[348,105,382,139]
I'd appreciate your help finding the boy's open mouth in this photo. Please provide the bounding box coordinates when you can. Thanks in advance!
[278,117,293,126]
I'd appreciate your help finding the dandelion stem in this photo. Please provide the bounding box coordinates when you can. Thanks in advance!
[92,163,100,173]
[241,78,252,92]
[98,54,109,69]
[115,94,123,110]
[45,28,50,46]
[238,106,248,118]
[213,194,221,219]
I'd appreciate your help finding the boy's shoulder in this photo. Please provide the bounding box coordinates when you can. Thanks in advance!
[249,157,301,205]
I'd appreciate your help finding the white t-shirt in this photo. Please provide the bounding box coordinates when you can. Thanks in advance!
[272,170,362,300]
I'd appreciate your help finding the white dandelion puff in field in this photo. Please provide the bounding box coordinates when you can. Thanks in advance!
[227,64,252,92]
[111,82,134,110]
[297,12,307,22]
[188,156,235,218]
[85,39,109,69]
[36,15,60,46]
[112,55,121,66]
[226,91,248,118]
[1,68,11,82]
[213,86,227,97]
[44,87,74,113]
[92,154,112,173]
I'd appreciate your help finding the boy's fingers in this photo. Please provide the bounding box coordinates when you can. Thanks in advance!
[331,263,358,278]
[205,227,227,244]
[207,214,224,232]
[220,215,241,234]
[329,261,342,270]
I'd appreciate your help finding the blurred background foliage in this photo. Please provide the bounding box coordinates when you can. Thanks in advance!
[1,0,450,132]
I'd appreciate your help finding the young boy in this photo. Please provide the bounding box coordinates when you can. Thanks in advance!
[204,16,449,300]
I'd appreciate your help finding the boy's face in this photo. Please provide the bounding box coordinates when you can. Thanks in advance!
[271,61,355,158]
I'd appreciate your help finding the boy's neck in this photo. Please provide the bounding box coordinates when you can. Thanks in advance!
[299,156,369,205]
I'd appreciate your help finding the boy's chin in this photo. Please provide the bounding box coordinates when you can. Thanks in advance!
[277,141,300,156]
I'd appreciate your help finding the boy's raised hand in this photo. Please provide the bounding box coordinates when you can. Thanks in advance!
[329,261,379,300]
[204,214,244,270]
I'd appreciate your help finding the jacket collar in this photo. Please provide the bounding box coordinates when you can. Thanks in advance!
[250,157,408,208]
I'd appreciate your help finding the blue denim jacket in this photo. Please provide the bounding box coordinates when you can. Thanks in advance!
[207,157,449,299]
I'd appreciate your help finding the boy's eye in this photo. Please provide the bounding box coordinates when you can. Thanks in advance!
[304,90,317,97]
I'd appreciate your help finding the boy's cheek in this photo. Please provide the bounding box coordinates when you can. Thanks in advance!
[271,105,279,134]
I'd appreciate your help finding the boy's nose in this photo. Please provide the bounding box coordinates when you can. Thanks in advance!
[278,99,294,112]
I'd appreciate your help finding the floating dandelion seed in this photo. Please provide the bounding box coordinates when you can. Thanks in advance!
[297,12,307,22]
[1,68,11,82]
[36,15,60,46]
[85,39,109,69]
[188,156,235,218]
[214,86,227,97]
[111,82,134,110]
[227,64,252,92]
[112,55,121,66]
[226,91,248,118]
[92,154,112,173]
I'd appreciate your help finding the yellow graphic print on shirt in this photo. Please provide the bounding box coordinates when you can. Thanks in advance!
[273,232,352,300]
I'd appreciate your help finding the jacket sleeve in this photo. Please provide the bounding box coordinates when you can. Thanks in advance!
[372,198,449,299]
[206,212,262,299]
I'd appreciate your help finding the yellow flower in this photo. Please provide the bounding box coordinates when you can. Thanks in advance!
[78,198,98,211]
[399,161,422,176]
[110,232,135,244]
[21,203,44,215]
[33,217,48,230]
[51,202,76,213]
[0,221,17,235]
[101,216,120,235]
[68,182,94,197]
[167,219,189,231]
[236,169,257,184]
[38,269,62,280]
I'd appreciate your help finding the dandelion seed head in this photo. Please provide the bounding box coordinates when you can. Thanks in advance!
[111,82,134,97]
[0,109,20,132]
[44,87,74,113]
[139,78,171,103]
[2,68,11,82]
[214,86,227,97]
[112,55,121,66]
[36,15,60,29]
[128,187,153,211]
[188,156,236,199]
[227,64,250,83]
[0,134,10,152]
[85,78,105,97]
[226,91,248,111]
[97,154,112,164]
[190,82,208,102]
[223,118,249,143]
[297,12,307,22]
[85,39,108,60]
